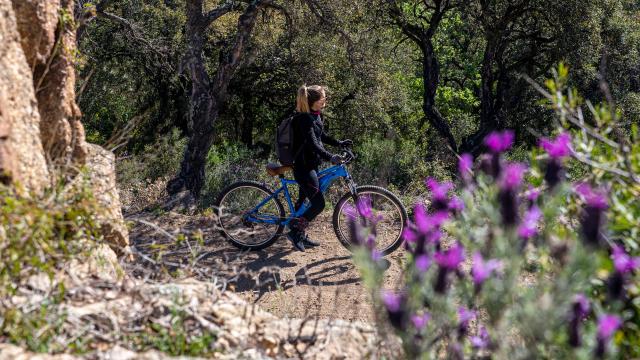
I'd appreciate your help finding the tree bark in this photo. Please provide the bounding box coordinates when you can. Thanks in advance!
[167,0,269,197]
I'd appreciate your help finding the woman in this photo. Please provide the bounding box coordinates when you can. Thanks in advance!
[288,84,352,252]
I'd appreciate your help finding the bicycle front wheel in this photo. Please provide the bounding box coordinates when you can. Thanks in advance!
[214,181,285,250]
[333,185,408,256]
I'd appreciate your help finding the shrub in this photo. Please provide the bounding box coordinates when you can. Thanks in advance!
[0,178,101,352]
[350,79,639,358]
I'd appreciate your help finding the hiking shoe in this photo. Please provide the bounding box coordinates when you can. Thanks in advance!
[301,233,320,247]
[286,230,306,252]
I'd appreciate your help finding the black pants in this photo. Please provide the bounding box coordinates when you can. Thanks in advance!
[292,167,325,230]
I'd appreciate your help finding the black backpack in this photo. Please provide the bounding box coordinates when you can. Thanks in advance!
[275,113,301,166]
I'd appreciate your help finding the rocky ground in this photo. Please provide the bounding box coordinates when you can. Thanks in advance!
[128,210,408,323]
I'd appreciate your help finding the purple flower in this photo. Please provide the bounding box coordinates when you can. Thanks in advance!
[426,177,454,200]
[485,130,514,153]
[575,183,608,246]
[343,203,357,220]
[448,196,465,214]
[402,227,417,244]
[371,249,383,262]
[526,186,540,203]
[357,196,373,218]
[471,327,490,349]
[596,314,622,357]
[573,294,591,320]
[518,206,542,239]
[415,254,431,273]
[412,205,448,249]
[471,252,502,286]
[426,178,453,211]
[458,307,476,325]
[540,132,572,159]
[458,307,477,338]
[575,183,608,210]
[500,162,527,191]
[382,291,406,330]
[568,294,591,347]
[382,291,402,312]
[597,314,622,340]
[611,245,640,274]
[434,242,465,270]
[411,313,431,330]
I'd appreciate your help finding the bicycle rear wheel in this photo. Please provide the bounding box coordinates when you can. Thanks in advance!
[333,185,408,255]
[214,181,285,250]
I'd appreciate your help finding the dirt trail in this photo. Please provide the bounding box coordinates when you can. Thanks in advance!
[129,211,407,322]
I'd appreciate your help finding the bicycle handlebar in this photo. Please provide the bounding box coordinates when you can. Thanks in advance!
[339,145,356,164]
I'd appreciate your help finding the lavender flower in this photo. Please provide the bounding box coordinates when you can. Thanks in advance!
[496,162,527,227]
[471,252,502,287]
[595,314,622,358]
[434,242,465,293]
[434,242,465,270]
[525,185,540,208]
[612,245,640,274]
[607,245,640,300]
[382,291,406,330]
[448,196,465,215]
[411,313,431,330]
[426,178,454,211]
[518,206,542,240]
[357,196,373,219]
[568,294,591,347]
[470,327,490,349]
[540,132,572,159]
[597,314,622,340]
[500,162,527,191]
[415,254,432,273]
[485,130,514,153]
[457,307,477,338]
[575,183,608,247]
[540,132,572,189]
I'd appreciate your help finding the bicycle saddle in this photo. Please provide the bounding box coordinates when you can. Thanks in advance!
[266,163,293,176]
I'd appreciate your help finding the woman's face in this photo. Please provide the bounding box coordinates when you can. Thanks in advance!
[311,91,327,111]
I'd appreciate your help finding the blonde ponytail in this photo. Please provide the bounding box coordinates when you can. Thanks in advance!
[295,84,325,113]
[296,85,310,113]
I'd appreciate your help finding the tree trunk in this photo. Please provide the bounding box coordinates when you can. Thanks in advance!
[421,42,458,153]
[166,0,213,196]
[168,0,267,197]
[459,31,502,156]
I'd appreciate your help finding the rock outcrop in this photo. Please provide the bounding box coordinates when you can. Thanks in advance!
[0,0,50,192]
[4,274,382,359]
[0,0,128,251]
[12,0,87,167]
[83,144,129,251]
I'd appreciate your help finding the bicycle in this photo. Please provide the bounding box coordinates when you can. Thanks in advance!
[214,148,408,255]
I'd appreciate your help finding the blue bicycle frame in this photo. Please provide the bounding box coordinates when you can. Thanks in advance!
[245,164,357,226]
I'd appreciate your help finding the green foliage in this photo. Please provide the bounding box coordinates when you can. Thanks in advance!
[541,64,640,356]
[117,129,186,186]
[0,179,101,352]
[125,303,217,357]
[0,183,100,297]
[201,142,268,207]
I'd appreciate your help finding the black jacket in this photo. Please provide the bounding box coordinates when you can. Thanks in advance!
[292,112,339,170]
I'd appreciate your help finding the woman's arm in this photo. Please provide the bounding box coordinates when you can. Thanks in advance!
[301,117,333,161]
[321,132,340,147]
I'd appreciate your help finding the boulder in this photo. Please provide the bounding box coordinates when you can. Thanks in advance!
[84,144,130,253]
